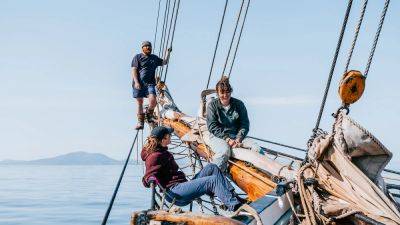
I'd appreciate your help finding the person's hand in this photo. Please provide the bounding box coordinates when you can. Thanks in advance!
[235,137,242,144]
[232,138,242,148]
[134,82,141,90]
[167,47,172,52]
[227,138,236,147]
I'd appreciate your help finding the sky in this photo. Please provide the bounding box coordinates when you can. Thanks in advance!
[1,0,399,168]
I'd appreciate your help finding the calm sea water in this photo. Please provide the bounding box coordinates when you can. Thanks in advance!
[0,165,150,225]
[1,163,399,225]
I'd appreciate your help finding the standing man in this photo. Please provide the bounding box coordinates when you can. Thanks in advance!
[131,41,172,130]
[206,76,261,172]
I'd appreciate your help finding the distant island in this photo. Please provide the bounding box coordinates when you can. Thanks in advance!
[0,151,142,165]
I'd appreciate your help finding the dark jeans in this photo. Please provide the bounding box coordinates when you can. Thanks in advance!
[132,84,156,98]
[167,164,240,211]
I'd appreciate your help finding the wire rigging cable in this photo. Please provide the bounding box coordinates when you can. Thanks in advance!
[153,0,162,49]
[227,0,250,78]
[160,0,173,62]
[206,0,229,89]
[221,0,245,77]
[101,131,139,225]
[159,0,177,79]
[163,0,181,83]
[158,0,171,57]
[312,0,353,134]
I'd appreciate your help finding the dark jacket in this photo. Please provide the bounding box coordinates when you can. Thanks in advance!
[141,146,187,189]
[206,97,249,141]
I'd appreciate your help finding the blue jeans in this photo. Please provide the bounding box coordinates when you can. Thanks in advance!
[208,134,261,172]
[166,164,240,211]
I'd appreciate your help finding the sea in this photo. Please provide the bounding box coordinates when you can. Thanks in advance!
[0,164,150,225]
[1,164,399,225]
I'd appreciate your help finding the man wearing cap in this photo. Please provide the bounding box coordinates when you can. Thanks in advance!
[131,41,172,130]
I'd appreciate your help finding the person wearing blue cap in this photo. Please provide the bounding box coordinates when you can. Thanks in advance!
[141,126,245,211]
[131,41,172,130]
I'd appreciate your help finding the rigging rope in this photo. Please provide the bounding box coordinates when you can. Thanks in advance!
[101,131,139,225]
[158,0,171,57]
[248,135,306,152]
[160,0,173,62]
[227,0,250,78]
[159,0,177,79]
[364,0,390,78]
[221,0,245,77]
[163,0,181,83]
[153,0,162,49]
[206,0,229,89]
[312,0,353,134]
[344,0,368,73]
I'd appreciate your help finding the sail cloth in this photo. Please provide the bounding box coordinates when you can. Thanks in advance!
[305,111,400,224]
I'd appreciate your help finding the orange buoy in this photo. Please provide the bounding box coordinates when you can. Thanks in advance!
[338,70,365,105]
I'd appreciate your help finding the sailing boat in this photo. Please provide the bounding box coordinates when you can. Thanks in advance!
[127,0,400,224]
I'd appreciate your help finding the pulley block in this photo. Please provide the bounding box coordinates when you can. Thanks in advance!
[338,70,365,105]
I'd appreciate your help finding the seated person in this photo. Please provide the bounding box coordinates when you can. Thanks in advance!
[206,76,261,172]
[141,126,244,211]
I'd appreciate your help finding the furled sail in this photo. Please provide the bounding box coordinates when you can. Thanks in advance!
[300,111,400,224]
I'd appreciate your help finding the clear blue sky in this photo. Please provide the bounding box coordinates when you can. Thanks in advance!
[1,0,399,167]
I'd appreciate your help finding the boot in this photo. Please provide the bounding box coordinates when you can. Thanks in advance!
[145,108,156,124]
[135,113,145,130]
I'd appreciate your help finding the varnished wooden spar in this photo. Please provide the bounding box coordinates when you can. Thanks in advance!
[131,211,245,225]
[162,118,276,201]
[229,160,276,201]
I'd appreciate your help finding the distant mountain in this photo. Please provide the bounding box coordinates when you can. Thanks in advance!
[0,151,125,165]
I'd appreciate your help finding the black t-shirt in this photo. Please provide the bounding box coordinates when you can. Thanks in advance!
[131,53,163,85]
